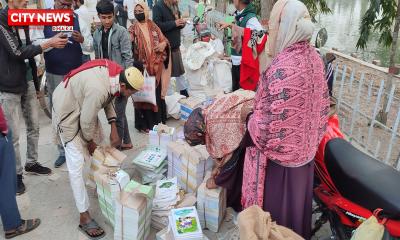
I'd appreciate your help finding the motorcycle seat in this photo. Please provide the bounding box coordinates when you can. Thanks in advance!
[325,138,400,219]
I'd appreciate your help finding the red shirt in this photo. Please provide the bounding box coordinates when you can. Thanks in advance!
[0,106,8,135]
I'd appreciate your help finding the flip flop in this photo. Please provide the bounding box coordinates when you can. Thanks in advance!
[78,219,105,240]
[5,219,41,239]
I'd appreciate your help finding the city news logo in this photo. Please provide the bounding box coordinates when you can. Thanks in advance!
[8,9,73,31]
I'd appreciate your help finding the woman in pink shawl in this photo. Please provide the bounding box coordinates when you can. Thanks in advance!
[240,0,329,239]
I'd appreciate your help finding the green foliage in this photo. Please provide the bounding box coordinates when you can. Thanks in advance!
[301,0,332,22]
[238,0,331,20]
[357,0,398,49]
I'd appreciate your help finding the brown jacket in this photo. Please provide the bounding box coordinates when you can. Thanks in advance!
[52,66,117,145]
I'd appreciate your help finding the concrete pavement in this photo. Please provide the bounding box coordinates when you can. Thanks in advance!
[0,98,331,240]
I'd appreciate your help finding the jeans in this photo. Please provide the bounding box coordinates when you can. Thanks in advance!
[0,130,22,231]
[0,81,40,174]
[115,95,131,145]
[46,72,65,158]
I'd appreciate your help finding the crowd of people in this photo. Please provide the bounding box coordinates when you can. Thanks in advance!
[0,0,330,239]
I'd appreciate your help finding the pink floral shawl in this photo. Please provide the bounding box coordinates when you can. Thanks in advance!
[241,41,330,208]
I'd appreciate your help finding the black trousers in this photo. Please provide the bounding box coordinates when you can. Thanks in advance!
[232,64,241,92]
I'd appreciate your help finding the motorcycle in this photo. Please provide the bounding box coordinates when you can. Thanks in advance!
[312,28,400,239]
[38,71,52,119]
[191,6,213,43]
[313,113,400,239]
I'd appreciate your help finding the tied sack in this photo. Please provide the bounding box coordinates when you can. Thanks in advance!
[132,70,156,105]
[86,147,126,188]
[94,170,130,227]
[114,180,155,240]
[351,214,385,240]
[197,171,227,233]
[211,59,232,93]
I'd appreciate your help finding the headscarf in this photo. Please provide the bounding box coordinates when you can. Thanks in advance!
[184,108,206,146]
[266,0,314,67]
[184,91,255,168]
[134,1,150,21]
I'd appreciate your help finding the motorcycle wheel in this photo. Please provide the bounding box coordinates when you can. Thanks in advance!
[328,211,353,240]
[39,72,52,119]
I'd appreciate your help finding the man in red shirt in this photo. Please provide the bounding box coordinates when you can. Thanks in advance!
[0,106,41,239]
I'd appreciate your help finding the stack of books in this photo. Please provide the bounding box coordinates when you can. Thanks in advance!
[132,146,168,184]
[197,172,227,232]
[149,124,176,150]
[169,207,204,240]
[94,169,130,227]
[87,147,126,188]
[114,180,154,240]
[152,177,180,230]
[167,141,213,193]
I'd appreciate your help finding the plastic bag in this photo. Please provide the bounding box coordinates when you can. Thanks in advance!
[212,59,232,93]
[351,216,385,240]
[165,93,185,119]
[132,70,156,105]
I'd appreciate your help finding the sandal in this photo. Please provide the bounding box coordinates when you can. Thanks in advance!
[5,219,41,239]
[78,219,105,240]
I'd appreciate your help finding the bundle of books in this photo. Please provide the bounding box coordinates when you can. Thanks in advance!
[167,141,213,193]
[132,146,168,184]
[149,124,176,150]
[179,96,207,121]
[114,180,154,240]
[169,207,204,240]
[197,172,227,232]
[152,178,180,230]
[179,96,216,121]
[94,169,130,227]
[86,147,126,188]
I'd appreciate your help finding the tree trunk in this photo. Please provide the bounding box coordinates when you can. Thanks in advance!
[261,0,277,22]
[378,0,400,125]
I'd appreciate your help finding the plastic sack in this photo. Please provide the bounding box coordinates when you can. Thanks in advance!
[165,93,185,119]
[210,39,224,55]
[132,70,156,105]
[212,59,232,93]
[351,216,385,240]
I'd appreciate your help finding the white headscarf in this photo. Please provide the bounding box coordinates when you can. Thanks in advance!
[266,0,314,64]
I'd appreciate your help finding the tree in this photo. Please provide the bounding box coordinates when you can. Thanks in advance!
[357,0,400,124]
[258,0,331,22]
